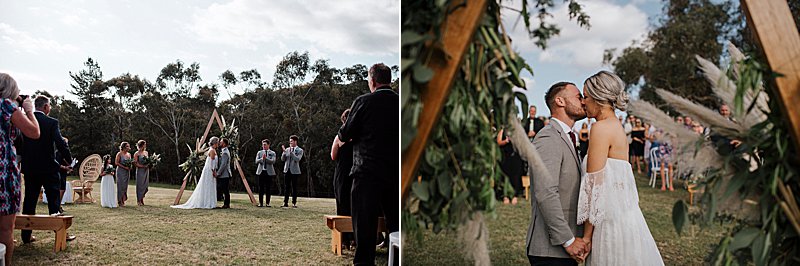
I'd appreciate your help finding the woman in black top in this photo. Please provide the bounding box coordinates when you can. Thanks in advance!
[331,109,354,249]
[631,119,646,174]
[578,122,589,159]
[496,128,523,205]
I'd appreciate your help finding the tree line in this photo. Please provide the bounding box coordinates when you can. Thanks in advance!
[42,51,398,198]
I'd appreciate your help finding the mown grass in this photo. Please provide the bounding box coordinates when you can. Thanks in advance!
[14,182,388,265]
[403,174,730,265]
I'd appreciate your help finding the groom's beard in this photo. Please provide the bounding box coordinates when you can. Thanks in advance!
[566,103,587,121]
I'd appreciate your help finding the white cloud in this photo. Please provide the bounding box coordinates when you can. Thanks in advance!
[188,0,399,56]
[504,0,648,69]
[0,23,79,55]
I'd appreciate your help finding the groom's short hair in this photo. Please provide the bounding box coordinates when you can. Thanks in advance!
[544,81,575,110]
[220,138,229,146]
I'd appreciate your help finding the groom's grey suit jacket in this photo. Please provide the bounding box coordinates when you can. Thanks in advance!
[216,147,232,179]
[526,122,583,259]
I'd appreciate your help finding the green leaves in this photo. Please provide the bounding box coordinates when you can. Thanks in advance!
[672,200,689,235]
[728,227,759,251]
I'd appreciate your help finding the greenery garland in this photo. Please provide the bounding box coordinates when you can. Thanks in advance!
[402,0,589,236]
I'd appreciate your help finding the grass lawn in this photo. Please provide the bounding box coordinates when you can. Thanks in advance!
[14,181,388,265]
[403,173,731,265]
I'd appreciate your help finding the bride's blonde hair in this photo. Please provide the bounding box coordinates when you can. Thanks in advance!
[208,137,219,147]
[584,70,629,111]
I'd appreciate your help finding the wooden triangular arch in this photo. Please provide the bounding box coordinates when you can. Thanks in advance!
[174,109,257,206]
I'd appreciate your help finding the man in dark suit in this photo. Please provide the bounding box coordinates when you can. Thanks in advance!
[522,105,545,176]
[20,95,74,243]
[522,105,545,142]
[338,63,398,265]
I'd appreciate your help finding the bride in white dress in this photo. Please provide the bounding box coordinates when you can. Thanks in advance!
[577,71,663,265]
[172,137,219,209]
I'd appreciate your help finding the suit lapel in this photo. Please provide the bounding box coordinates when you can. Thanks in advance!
[551,123,581,171]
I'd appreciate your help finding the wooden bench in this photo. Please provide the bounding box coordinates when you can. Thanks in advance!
[522,175,530,200]
[325,215,386,256]
[15,214,74,252]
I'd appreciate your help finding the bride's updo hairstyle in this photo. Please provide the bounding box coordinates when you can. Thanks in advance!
[209,136,219,147]
[584,70,629,111]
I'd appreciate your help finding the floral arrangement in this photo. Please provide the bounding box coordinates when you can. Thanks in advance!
[121,157,134,169]
[219,116,240,163]
[142,153,162,168]
[179,143,209,185]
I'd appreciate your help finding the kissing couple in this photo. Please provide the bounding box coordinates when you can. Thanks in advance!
[525,71,664,265]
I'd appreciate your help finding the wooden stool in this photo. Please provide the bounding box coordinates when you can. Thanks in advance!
[15,214,74,252]
[325,215,386,256]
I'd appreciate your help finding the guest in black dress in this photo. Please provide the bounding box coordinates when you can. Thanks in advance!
[496,128,523,205]
[578,123,589,159]
[331,108,354,249]
[631,119,646,174]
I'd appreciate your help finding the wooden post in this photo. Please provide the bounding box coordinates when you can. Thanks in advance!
[741,0,800,149]
[173,171,193,205]
[174,109,257,206]
[234,160,258,205]
[401,0,488,198]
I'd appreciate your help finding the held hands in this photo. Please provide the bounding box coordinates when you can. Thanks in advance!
[565,238,591,263]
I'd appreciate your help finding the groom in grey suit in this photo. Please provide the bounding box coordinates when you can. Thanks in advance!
[526,82,588,266]
[215,138,232,208]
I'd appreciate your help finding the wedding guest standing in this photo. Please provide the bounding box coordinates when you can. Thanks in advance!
[338,63,399,265]
[281,135,303,208]
[134,140,150,206]
[496,128,523,205]
[331,109,354,249]
[55,136,71,212]
[578,122,589,158]
[255,139,276,207]
[115,142,131,207]
[631,119,645,174]
[100,155,117,208]
[523,105,545,142]
[0,73,40,263]
[21,95,75,243]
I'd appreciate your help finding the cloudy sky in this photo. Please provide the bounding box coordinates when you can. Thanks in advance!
[502,0,662,122]
[0,0,399,101]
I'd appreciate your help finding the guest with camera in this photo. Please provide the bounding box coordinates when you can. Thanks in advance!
[0,73,40,263]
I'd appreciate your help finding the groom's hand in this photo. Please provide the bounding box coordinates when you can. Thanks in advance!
[565,238,587,263]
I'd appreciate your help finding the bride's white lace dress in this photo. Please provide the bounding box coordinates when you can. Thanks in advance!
[578,158,664,265]
[171,152,218,209]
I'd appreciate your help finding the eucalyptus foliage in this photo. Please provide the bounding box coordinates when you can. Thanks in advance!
[671,55,800,265]
[402,0,589,234]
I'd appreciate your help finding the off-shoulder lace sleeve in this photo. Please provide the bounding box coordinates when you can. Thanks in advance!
[577,166,607,226]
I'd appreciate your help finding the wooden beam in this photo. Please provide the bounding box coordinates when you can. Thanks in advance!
[401,0,488,198]
[175,109,257,206]
[742,0,800,149]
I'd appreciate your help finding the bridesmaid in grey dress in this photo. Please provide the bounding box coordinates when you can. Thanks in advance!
[115,142,132,207]
[134,140,150,206]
